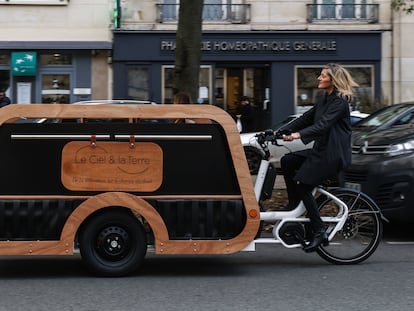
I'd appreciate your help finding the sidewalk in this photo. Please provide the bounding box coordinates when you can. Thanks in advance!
[274,175,286,189]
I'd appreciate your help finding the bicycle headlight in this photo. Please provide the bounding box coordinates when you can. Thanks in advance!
[386,140,414,157]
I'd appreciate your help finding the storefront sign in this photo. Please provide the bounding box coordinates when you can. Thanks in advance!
[73,88,92,95]
[61,141,163,192]
[161,39,337,53]
[161,40,336,52]
[11,52,37,76]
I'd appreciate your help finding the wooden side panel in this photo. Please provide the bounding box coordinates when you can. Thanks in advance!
[0,241,73,256]
[0,104,260,256]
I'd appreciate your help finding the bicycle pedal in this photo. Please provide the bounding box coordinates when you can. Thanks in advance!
[293,233,306,247]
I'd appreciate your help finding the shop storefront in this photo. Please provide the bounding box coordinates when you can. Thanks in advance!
[113,31,381,129]
[0,41,111,105]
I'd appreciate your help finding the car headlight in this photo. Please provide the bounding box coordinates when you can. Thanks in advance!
[386,140,414,157]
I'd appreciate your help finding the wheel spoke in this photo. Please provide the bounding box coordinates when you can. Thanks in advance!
[316,189,382,264]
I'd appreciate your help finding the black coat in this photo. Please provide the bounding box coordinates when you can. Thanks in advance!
[287,91,352,185]
[0,96,11,108]
[239,104,255,133]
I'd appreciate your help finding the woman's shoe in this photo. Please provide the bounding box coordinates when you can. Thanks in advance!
[303,231,329,253]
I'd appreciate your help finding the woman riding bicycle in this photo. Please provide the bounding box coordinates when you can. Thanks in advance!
[280,63,358,253]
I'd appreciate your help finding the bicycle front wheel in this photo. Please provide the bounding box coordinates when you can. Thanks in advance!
[316,188,383,265]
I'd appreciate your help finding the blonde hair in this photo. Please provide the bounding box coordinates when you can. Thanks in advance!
[324,63,359,100]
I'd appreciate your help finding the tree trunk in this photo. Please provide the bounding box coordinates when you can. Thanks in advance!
[173,0,204,103]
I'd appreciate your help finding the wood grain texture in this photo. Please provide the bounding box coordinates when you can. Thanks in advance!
[0,104,260,256]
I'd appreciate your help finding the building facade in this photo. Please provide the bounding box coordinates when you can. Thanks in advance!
[1,0,413,128]
[0,0,111,104]
[113,30,381,128]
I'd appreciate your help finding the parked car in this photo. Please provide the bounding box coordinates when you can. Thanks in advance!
[344,123,414,223]
[73,100,161,123]
[72,100,157,105]
[241,110,368,174]
[350,110,370,124]
[241,114,309,174]
[352,102,414,139]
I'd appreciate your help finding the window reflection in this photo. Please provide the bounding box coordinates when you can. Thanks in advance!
[41,74,70,104]
[128,67,149,100]
[0,54,9,65]
[162,65,212,104]
[296,65,374,113]
[40,53,72,65]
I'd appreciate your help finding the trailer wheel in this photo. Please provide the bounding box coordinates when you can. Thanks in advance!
[79,209,147,277]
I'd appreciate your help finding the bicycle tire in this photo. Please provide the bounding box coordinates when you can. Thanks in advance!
[315,188,383,265]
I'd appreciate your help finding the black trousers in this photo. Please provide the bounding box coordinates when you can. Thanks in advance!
[280,152,324,233]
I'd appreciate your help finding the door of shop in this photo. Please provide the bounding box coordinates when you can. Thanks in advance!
[215,67,270,131]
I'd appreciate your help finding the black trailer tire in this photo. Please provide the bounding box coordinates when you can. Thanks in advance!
[79,209,147,277]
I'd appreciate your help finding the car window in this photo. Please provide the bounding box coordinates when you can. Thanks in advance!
[355,105,413,127]
[350,116,363,124]
[393,111,414,126]
[11,118,47,124]
[72,100,157,105]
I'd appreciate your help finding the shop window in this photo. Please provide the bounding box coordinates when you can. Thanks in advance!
[127,67,149,101]
[41,74,70,104]
[215,68,225,109]
[198,67,212,104]
[0,54,9,65]
[0,55,10,96]
[0,70,10,94]
[295,65,374,114]
[162,65,212,104]
[40,53,72,66]
[214,67,267,114]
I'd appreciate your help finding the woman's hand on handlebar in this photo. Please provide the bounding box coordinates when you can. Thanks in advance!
[255,129,299,144]
[282,132,301,142]
[274,129,291,139]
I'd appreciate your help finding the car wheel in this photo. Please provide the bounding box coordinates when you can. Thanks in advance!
[243,146,263,175]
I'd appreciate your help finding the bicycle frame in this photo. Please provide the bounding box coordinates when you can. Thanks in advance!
[245,158,349,250]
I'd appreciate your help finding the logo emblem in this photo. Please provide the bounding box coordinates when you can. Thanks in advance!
[361,141,368,153]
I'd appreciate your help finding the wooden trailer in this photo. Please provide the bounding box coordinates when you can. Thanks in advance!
[0,103,260,276]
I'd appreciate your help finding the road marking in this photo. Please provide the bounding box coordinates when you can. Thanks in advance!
[386,241,414,245]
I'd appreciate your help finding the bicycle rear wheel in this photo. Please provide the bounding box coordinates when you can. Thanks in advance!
[316,188,383,265]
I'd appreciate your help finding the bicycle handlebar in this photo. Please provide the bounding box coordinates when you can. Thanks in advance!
[255,129,291,144]
[254,129,291,160]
